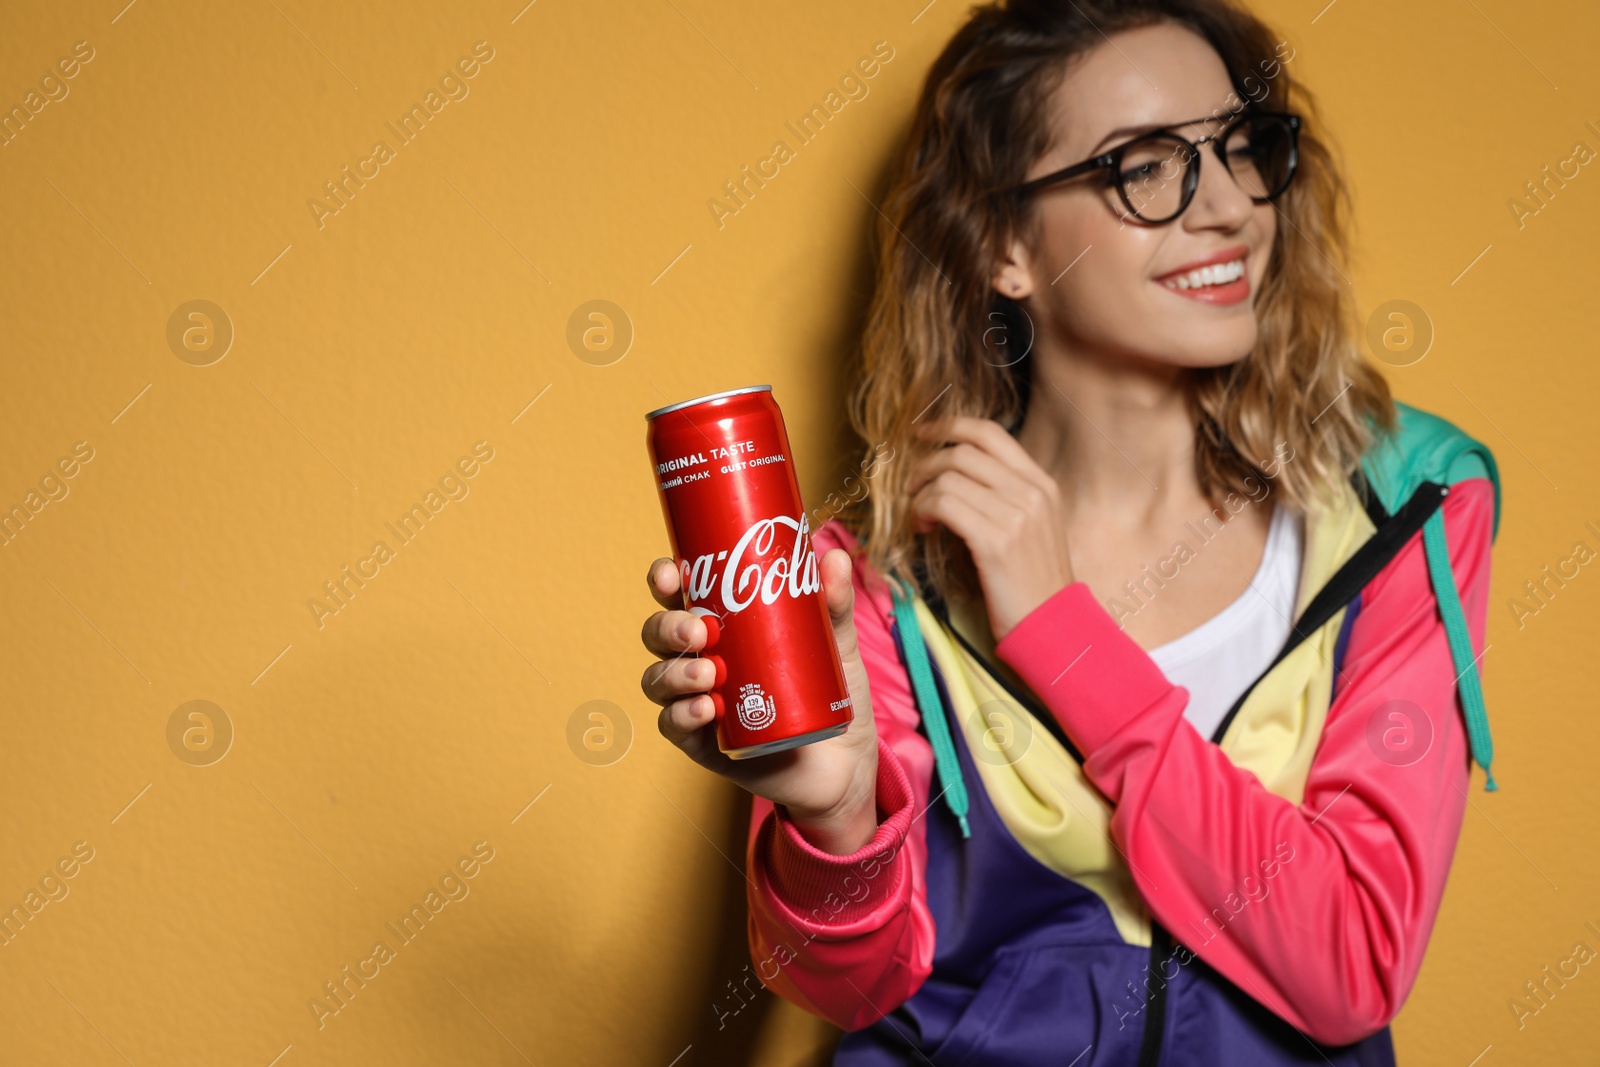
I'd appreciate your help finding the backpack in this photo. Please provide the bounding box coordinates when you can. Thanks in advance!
[1357,399,1502,789]
[888,399,1503,839]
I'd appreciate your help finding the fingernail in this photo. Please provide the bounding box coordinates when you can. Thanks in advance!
[675,619,692,643]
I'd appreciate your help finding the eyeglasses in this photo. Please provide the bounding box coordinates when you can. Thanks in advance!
[1006,110,1301,224]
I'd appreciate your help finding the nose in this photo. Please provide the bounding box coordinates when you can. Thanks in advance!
[1182,144,1256,234]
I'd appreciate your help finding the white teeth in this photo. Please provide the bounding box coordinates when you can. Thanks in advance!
[1163,257,1246,291]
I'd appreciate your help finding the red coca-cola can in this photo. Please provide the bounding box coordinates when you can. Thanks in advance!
[645,385,853,759]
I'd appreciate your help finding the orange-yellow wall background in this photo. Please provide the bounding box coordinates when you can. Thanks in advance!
[1,1,1596,1064]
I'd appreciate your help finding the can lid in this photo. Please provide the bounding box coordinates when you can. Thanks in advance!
[644,385,772,421]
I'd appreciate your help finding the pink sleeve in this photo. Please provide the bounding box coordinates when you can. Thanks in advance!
[992,477,1495,1046]
[744,522,937,1031]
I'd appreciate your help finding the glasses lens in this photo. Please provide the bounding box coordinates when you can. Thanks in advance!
[1117,134,1195,222]
[1222,114,1295,200]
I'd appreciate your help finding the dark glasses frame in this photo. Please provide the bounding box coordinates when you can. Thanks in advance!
[1005,109,1302,224]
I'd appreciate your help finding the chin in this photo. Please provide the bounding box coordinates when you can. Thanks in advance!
[1184,336,1256,368]
[1135,317,1259,370]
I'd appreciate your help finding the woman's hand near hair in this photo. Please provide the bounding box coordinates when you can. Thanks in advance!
[640,548,881,855]
[909,415,1076,642]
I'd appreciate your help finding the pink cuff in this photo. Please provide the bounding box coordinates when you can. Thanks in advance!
[759,735,916,930]
[993,581,1186,756]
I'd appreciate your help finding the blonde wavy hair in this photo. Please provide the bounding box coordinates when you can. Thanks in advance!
[836,0,1395,608]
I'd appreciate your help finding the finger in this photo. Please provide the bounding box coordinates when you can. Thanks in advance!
[641,654,717,707]
[913,468,1019,524]
[656,691,716,749]
[819,547,859,659]
[920,415,1047,483]
[655,695,744,776]
[919,416,1057,496]
[907,441,1018,497]
[911,471,1010,540]
[641,607,706,658]
[912,444,1058,533]
[645,557,683,610]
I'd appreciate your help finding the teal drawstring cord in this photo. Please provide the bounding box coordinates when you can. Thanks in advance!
[1422,499,1497,790]
[890,576,971,837]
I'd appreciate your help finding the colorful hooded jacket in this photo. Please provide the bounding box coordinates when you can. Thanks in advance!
[744,402,1500,1065]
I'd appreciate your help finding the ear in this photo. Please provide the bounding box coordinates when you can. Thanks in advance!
[991,233,1036,300]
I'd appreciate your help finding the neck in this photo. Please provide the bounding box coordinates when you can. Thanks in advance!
[1016,342,1209,530]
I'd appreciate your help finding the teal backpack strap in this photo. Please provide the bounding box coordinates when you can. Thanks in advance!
[1361,401,1502,790]
[889,574,971,838]
[1422,504,1496,789]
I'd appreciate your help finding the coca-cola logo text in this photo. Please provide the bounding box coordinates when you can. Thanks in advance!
[680,514,821,615]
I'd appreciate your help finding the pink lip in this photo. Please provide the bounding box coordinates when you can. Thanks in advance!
[1154,243,1251,306]
[1154,244,1251,281]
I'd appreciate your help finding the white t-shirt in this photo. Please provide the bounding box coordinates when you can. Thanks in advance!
[1146,501,1304,742]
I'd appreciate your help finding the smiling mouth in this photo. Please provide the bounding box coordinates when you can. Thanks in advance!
[1160,256,1247,291]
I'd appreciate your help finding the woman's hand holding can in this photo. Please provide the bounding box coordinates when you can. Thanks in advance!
[640,547,881,855]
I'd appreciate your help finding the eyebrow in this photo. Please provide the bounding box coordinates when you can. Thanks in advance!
[1086,114,1226,155]
[1088,122,1167,154]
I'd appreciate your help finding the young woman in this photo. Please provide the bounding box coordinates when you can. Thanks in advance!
[640,0,1500,1062]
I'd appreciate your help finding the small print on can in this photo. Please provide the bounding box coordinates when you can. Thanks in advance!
[645,385,853,759]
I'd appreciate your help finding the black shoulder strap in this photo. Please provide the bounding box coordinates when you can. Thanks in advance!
[904,564,1088,766]
[1206,479,1447,743]
[1349,465,1391,529]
